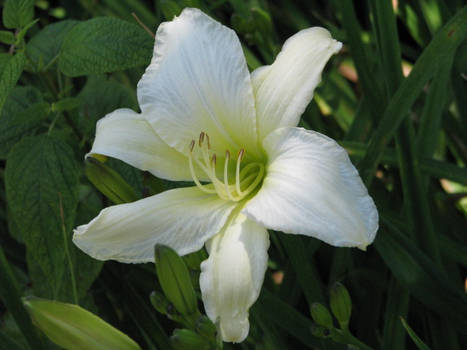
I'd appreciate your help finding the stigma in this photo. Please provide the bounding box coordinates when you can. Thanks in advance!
[188,132,264,202]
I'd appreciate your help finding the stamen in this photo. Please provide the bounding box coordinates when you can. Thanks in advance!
[188,152,216,194]
[235,149,244,195]
[199,132,205,147]
[187,134,263,202]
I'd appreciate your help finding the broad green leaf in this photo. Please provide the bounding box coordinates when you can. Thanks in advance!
[26,20,79,72]
[58,17,153,77]
[0,86,45,159]
[0,52,25,113]
[0,31,15,45]
[2,0,34,29]
[24,297,142,350]
[5,135,79,301]
[0,103,49,159]
[77,76,137,137]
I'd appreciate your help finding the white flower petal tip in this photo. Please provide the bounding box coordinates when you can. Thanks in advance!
[244,127,379,249]
[200,214,269,343]
[252,27,343,139]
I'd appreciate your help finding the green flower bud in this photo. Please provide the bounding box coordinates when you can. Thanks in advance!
[310,303,334,329]
[155,244,199,316]
[23,297,141,350]
[330,282,352,328]
[85,157,138,204]
[170,329,210,350]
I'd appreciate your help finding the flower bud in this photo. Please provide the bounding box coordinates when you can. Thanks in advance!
[170,329,210,350]
[85,156,138,204]
[23,297,141,350]
[155,244,199,316]
[310,303,334,329]
[329,282,352,328]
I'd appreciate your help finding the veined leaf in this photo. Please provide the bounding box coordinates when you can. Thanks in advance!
[26,20,79,72]
[5,135,79,301]
[0,52,25,113]
[58,17,153,77]
[2,0,34,29]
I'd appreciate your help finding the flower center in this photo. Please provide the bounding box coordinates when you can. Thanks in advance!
[188,132,264,202]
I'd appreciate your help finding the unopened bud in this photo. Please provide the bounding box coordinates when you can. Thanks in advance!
[310,303,333,329]
[155,245,199,316]
[23,297,141,350]
[330,282,352,328]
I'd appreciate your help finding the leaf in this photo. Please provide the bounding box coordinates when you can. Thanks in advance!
[26,20,79,72]
[400,317,431,350]
[0,52,26,113]
[77,76,137,137]
[23,297,142,350]
[2,0,34,29]
[0,93,49,159]
[376,216,467,334]
[5,135,79,301]
[0,246,47,350]
[58,17,153,77]
[358,6,467,185]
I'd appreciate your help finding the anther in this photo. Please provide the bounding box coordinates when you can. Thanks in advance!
[205,133,211,149]
[189,140,195,152]
[211,154,217,166]
[238,148,245,161]
[199,132,205,147]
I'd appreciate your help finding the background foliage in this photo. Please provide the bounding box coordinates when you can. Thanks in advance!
[0,0,466,349]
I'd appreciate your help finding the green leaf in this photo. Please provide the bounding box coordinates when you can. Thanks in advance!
[376,216,467,333]
[358,6,467,185]
[26,20,79,72]
[58,17,153,77]
[400,317,431,350]
[0,246,47,350]
[23,297,142,350]
[5,135,80,301]
[0,52,26,113]
[0,102,50,159]
[0,30,15,45]
[0,86,46,159]
[77,76,137,137]
[2,0,34,29]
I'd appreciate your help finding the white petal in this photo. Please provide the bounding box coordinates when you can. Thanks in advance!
[137,8,259,158]
[73,187,237,263]
[244,127,378,249]
[88,108,192,181]
[252,28,342,140]
[200,213,269,343]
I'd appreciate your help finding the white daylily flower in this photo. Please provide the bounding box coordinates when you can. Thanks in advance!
[73,8,378,343]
